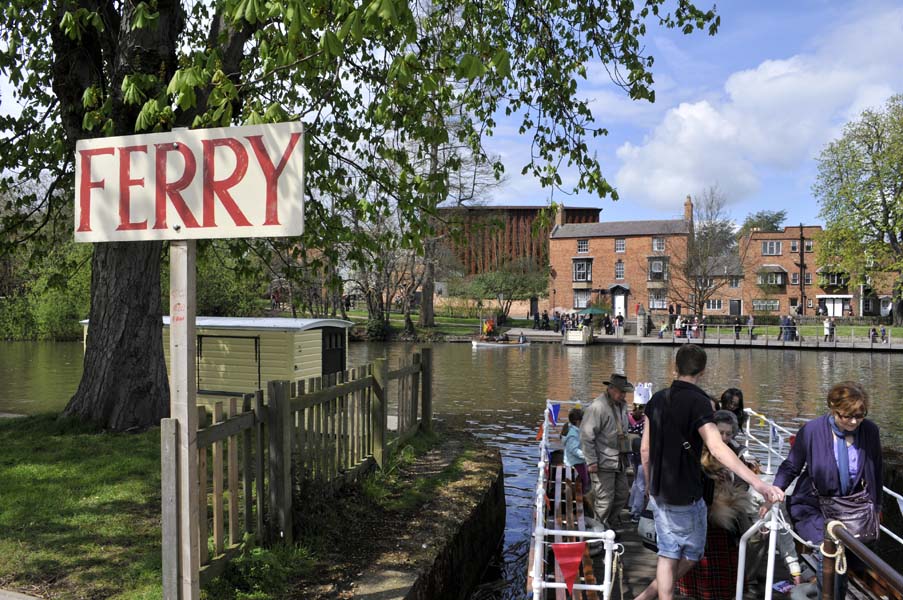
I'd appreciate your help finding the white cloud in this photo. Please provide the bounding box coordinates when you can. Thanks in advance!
[614,4,903,209]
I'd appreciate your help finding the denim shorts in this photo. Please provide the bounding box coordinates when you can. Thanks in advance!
[649,496,707,561]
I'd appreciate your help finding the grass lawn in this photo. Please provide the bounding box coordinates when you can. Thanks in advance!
[0,415,163,599]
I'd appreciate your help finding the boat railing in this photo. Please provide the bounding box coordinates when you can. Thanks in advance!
[531,400,623,600]
[743,407,903,547]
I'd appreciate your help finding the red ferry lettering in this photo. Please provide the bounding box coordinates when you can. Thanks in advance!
[246,132,302,226]
[117,145,148,230]
[77,147,115,232]
[154,143,200,230]
[202,138,251,227]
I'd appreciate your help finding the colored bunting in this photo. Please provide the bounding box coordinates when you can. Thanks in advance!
[551,541,586,593]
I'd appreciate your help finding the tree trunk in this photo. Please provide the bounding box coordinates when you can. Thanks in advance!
[64,242,169,430]
[418,257,435,327]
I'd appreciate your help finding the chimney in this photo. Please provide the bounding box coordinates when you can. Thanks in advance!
[554,204,566,227]
[683,195,693,222]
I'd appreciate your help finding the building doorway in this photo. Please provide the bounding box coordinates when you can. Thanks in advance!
[729,299,741,316]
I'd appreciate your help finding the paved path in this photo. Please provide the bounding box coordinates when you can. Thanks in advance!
[0,590,41,600]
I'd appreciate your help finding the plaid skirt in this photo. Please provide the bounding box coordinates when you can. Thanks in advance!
[676,525,739,600]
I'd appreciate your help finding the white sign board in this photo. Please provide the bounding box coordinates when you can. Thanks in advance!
[74,122,305,242]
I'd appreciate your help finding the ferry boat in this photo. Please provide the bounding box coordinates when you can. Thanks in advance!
[528,400,903,600]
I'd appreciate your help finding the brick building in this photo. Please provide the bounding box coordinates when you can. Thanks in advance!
[436,205,600,275]
[548,199,692,319]
[740,226,894,318]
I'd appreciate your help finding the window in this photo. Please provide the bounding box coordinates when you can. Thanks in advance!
[696,277,714,289]
[791,273,799,285]
[652,237,665,252]
[805,240,814,252]
[615,238,626,253]
[864,298,873,312]
[807,298,813,308]
[649,289,667,309]
[705,299,723,311]
[757,272,784,285]
[577,239,589,254]
[649,259,665,281]
[805,273,812,285]
[790,298,799,308]
[729,277,741,288]
[790,240,799,253]
[572,259,592,282]
[614,260,624,280]
[824,273,847,286]
[752,299,780,311]
[761,241,782,256]
[574,289,591,309]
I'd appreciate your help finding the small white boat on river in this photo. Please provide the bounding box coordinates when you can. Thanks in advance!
[471,338,530,348]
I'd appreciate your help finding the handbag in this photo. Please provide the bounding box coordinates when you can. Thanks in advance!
[817,485,879,543]
[637,508,658,552]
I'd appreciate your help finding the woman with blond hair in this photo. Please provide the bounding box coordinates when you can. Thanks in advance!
[764,382,883,597]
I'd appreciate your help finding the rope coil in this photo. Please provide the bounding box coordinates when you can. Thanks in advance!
[823,520,849,575]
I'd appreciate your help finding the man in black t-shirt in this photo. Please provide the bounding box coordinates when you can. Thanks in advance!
[634,345,784,600]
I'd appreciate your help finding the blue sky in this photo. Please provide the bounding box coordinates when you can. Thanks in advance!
[485,0,903,227]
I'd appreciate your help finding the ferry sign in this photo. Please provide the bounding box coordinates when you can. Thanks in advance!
[74,122,305,242]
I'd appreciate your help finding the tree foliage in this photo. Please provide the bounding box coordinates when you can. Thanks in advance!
[737,209,786,239]
[463,258,548,320]
[0,0,719,428]
[815,94,903,325]
[668,186,747,317]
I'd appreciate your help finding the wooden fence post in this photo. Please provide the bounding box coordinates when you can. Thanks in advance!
[420,347,433,434]
[267,381,293,545]
[372,358,388,469]
[161,418,179,600]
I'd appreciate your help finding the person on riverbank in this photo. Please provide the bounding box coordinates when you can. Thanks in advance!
[562,408,590,494]
[634,345,784,600]
[761,381,882,599]
[580,373,634,531]
[747,315,755,339]
[823,317,831,342]
[881,325,888,343]
[734,316,743,340]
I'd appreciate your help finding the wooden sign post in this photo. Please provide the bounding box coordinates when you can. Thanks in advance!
[75,122,305,600]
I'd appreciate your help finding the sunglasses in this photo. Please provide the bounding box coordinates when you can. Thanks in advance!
[836,411,867,421]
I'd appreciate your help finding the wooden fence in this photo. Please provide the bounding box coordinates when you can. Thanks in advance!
[161,348,432,598]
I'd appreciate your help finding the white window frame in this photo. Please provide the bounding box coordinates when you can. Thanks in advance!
[805,273,812,285]
[757,272,784,285]
[652,237,665,252]
[729,277,740,288]
[615,260,624,280]
[790,240,799,253]
[574,289,591,309]
[762,240,782,256]
[649,259,665,281]
[649,289,667,310]
[615,238,626,253]
[791,273,799,285]
[752,299,780,311]
[705,298,723,311]
[577,239,589,254]
[805,240,814,252]
[572,259,592,282]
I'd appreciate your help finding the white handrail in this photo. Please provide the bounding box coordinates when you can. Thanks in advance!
[743,407,903,547]
[531,400,620,599]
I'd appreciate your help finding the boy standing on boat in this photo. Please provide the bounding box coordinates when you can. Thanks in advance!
[634,345,784,600]
[580,373,634,532]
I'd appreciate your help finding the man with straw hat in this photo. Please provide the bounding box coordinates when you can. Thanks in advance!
[580,373,635,531]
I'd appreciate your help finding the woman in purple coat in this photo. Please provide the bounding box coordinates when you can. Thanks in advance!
[767,382,882,596]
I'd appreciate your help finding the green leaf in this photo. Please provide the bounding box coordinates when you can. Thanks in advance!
[321,30,343,57]
[491,49,511,78]
[457,54,486,80]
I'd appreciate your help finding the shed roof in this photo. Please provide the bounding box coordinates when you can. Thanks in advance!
[82,317,354,331]
[551,219,688,239]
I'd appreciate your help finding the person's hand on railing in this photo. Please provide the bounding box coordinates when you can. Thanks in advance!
[755,483,784,504]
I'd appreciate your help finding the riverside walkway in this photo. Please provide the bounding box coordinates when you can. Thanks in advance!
[500,326,903,353]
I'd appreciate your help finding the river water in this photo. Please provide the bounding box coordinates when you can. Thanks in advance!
[3,340,903,597]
